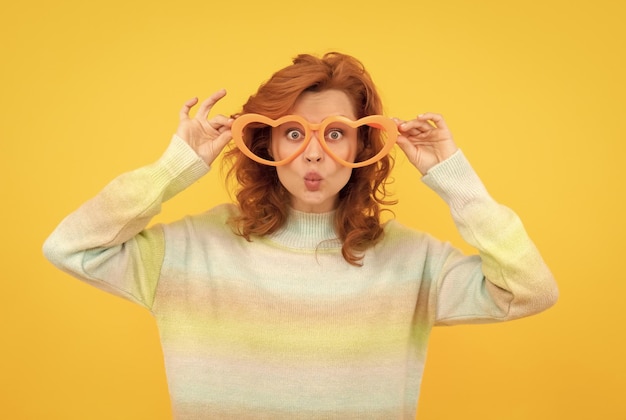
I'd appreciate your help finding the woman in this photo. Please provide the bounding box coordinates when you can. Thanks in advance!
[43,52,558,419]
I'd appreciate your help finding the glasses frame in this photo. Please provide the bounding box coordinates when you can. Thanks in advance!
[231,113,398,168]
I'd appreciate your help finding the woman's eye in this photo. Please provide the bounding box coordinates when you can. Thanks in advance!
[286,129,303,141]
[326,129,343,141]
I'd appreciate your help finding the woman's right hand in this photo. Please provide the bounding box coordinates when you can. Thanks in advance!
[176,89,233,166]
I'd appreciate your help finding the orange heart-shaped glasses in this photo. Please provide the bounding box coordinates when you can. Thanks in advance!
[231,114,398,168]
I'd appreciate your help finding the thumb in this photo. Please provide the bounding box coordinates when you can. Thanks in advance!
[395,136,419,164]
[214,129,232,150]
[206,130,233,165]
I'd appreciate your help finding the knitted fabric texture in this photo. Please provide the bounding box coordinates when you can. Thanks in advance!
[44,135,558,419]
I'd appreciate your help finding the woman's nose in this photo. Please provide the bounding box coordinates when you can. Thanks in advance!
[304,133,323,162]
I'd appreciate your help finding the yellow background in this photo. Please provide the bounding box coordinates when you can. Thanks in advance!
[2,0,624,418]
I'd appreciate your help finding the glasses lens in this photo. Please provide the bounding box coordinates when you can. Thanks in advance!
[239,122,272,162]
[272,121,308,158]
[351,123,391,165]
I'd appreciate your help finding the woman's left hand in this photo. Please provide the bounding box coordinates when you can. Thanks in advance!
[395,113,459,175]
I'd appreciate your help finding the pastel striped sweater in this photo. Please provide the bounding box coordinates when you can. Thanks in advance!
[43,135,558,419]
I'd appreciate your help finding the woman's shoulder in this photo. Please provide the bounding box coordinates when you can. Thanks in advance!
[383,218,423,237]
[203,202,240,219]
[367,220,451,270]
[164,203,240,233]
[381,219,440,248]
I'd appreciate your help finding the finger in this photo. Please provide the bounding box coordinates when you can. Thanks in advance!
[418,113,448,130]
[196,88,228,120]
[179,97,199,120]
[207,117,234,135]
[208,115,234,130]
[399,119,433,135]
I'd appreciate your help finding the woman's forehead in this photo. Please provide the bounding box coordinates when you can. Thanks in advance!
[291,89,357,121]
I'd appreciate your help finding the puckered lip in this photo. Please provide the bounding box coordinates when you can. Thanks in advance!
[304,171,323,181]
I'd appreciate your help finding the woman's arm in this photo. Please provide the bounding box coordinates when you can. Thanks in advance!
[423,150,558,324]
[43,91,233,308]
[42,135,210,308]
[394,113,558,324]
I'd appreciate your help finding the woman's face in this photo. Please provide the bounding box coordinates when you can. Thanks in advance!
[271,89,358,213]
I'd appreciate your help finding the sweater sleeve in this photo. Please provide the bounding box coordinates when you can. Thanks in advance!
[422,150,559,325]
[42,135,209,309]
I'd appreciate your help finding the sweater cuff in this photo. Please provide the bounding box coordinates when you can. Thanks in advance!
[155,135,210,201]
[421,149,491,209]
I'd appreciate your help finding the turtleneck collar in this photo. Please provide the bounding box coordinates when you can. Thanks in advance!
[266,208,341,250]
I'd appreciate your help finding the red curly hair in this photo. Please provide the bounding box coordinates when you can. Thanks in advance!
[225,52,396,266]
